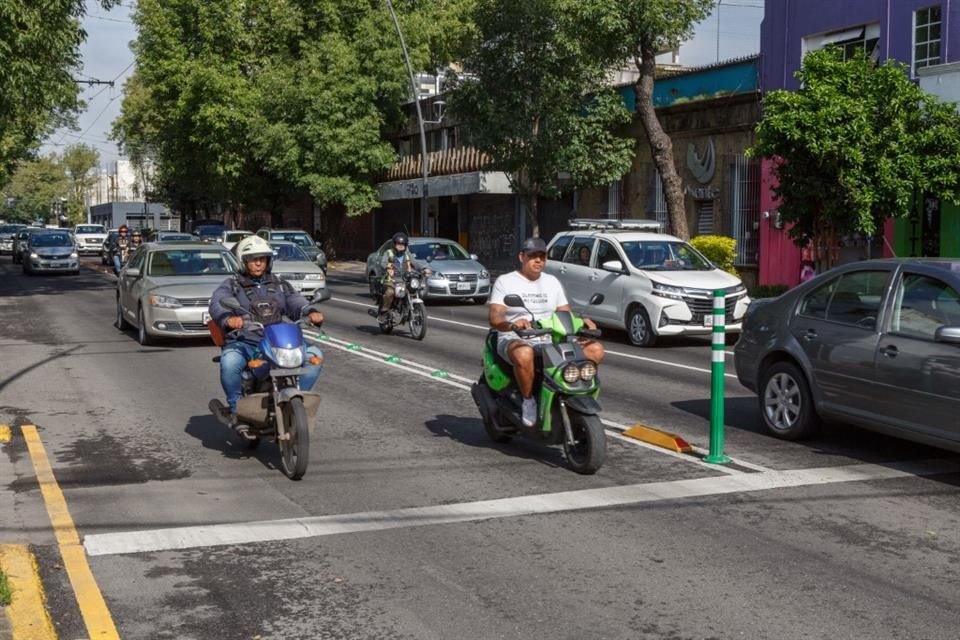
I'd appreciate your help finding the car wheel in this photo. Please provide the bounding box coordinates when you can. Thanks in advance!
[759,361,820,440]
[626,305,656,347]
[137,306,154,346]
[368,274,378,297]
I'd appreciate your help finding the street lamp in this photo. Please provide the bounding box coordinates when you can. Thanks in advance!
[384,0,431,235]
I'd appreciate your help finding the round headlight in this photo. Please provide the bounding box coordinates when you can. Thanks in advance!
[579,361,597,381]
[562,365,581,384]
[409,277,420,289]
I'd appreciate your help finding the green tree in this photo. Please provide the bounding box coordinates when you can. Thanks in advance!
[6,156,69,224]
[750,48,960,265]
[61,143,100,225]
[580,0,716,240]
[0,1,119,184]
[450,0,635,237]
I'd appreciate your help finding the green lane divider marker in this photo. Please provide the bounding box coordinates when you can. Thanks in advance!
[347,343,361,351]
[704,288,731,465]
[317,333,329,341]
[385,355,401,363]
[431,370,449,379]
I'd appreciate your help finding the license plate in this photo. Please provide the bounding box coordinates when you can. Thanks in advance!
[703,314,713,327]
[202,312,210,323]
[456,282,472,291]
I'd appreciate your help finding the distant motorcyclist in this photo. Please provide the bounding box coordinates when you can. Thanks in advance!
[208,235,325,428]
[378,232,414,321]
[109,224,132,274]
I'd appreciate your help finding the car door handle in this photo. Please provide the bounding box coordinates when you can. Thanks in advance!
[880,344,899,358]
[589,272,600,281]
[802,329,817,342]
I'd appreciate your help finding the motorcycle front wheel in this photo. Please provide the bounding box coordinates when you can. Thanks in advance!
[409,301,427,341]
[563,412,606,475]
[279,397,310,480]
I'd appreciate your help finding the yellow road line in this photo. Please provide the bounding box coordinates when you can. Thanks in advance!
[0,424,10,442]
[0,544,57,640]
[21,425,120,640]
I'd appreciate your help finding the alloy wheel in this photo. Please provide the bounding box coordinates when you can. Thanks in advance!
[763,372,801,431]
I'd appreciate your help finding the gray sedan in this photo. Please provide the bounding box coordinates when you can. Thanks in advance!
[366,237,491,302]
[116,242,240,345]
[268,241,330,302]
[23,230,79,275]
[734,258,960,452]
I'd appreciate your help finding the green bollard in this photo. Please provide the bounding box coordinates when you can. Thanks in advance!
[704,288,731,465]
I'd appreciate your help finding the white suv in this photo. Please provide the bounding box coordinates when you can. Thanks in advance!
[544,220,750,346]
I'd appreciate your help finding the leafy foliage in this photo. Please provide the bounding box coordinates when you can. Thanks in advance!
[691,234,738,277]
[751,48,960,246]
[61,144,100,225]
[449,0,634,236]
[0,1,119,184]
[5,156,69,224]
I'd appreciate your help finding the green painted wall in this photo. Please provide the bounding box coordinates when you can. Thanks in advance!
[941,200,960,257]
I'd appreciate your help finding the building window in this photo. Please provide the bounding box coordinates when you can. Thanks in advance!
[914,6,942,73]
[648,168,669,233]
[803,23,880,61]
[727,154,761,266]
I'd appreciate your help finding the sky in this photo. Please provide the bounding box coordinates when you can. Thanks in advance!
[41,0,764,168]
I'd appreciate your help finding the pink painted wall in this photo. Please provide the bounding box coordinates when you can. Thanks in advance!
[759,158,803,286]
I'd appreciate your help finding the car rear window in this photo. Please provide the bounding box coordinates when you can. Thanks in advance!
[801,270,889,328]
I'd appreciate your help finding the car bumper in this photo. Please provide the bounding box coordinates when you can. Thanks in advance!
[77,241,105,254]
[0,240,12,254]
[28,258,79,272]
[649,295,749,337]
[424,276,491,299]
[286,280,328,301]
[144,305,213,338]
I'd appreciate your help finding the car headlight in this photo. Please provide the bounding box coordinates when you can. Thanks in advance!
[304,273,324,280]
[432,272,447,280]
[149,294,182,308]
[479,270,489,279]
[652,283,685,300]
[273,347,304,368]
[29,252,38,259]
[562,365,581,384]
[70,252,78,259]
[579,361,597,381]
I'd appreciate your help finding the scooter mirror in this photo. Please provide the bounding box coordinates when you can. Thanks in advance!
[503,294,525,308]
[221,296,243,311]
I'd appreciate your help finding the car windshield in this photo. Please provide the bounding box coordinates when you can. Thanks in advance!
[273,232,313,247]
[147,249,238,276]
[76,225,104,234]
[0,224,25,234]
[160,233,192,241]
[270,243,308,262]
[225,232,250,242]
[619,240,713,271]
[408,242,470,261]
[31,233,72,247]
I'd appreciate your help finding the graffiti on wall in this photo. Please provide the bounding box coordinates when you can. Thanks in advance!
[470,210,515,264]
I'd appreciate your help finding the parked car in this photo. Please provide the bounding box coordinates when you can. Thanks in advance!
[148,231,195,242]
[365,237,491,302]
[734,258,960,452]
[221,229,252,252]
[115,242,240,345]
[268,241,330,302]
[72,223,108,255]
[12,227,43,265]
[255,228,326,272]
[100,229,119,265]
[544,219,750,346]
[22,229,79,275]
[0,223,26,255]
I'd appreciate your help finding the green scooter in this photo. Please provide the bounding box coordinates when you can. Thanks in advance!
[470,294,606,474]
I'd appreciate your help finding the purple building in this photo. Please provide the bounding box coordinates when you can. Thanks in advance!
[758,0,960,285]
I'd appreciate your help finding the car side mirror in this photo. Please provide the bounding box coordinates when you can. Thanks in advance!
[589,294,604,305]
[313,289,331,303]
[503,294,525,308]
[126,267,141,278]
[601,260,625,273]
[934,325,960,345]
[470,253,479,261]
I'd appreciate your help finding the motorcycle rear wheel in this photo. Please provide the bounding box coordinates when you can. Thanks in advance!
[409,301,427,341]
[279,397,309,480]
[563,412,606,475]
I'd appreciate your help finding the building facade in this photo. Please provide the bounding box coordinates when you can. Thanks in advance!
[759,0,960,285]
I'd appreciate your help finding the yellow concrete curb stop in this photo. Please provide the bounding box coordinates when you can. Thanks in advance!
[622,424,693,453]
[0,544,57,640]
[0,425,11,443]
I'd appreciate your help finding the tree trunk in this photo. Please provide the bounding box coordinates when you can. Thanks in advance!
[323,205,347,261]
[527,191,540,238]
[635,44,689,240]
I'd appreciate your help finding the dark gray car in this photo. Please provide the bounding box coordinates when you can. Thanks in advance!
[734,258,960,452]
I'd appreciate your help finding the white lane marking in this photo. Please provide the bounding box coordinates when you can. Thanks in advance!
[319,333,474,384]
[688,445,772,473]
[308,329,768,473]
[83,459,958,556]
[328,295,738,378]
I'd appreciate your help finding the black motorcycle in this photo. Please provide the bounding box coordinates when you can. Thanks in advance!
[368,270,427,340]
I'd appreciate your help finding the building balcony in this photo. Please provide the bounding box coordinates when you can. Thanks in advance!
[379,146,494,182]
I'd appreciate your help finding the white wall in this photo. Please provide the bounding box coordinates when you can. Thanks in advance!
[919,62,960,105]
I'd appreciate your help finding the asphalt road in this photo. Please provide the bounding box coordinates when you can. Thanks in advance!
[1,258,959,640]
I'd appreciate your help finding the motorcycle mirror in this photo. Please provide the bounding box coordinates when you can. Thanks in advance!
[221,296,243,311]
[503,294,525,308]
[425,255,433,262]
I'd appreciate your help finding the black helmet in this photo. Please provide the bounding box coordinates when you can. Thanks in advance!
[392,232,409,245]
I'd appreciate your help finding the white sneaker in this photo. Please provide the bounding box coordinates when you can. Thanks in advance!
[521,398,537,427]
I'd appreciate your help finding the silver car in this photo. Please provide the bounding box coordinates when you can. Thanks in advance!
[366,237,491,302]
[734,258,960,452]
[0,223,26,255]
[116,242,240,345]
[268,241,330,302]
[23,230,79,275]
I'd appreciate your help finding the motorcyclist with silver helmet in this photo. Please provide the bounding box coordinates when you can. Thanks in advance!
[378,231,415,321]
[208,235,325,428]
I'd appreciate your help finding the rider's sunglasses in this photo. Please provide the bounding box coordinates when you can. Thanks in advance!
[119,230,128,235]
[525,252,547,261]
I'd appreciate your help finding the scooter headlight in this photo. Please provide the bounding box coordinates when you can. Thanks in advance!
[562,365,581,384]
[408,276,420,290]
[273,347,304,368]
[579,361,597,381]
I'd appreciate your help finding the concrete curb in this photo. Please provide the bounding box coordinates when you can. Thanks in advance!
[0,545,57,640]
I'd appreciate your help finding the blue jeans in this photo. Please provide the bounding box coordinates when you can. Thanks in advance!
[219,341,323,413]
[112,255,122,274]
